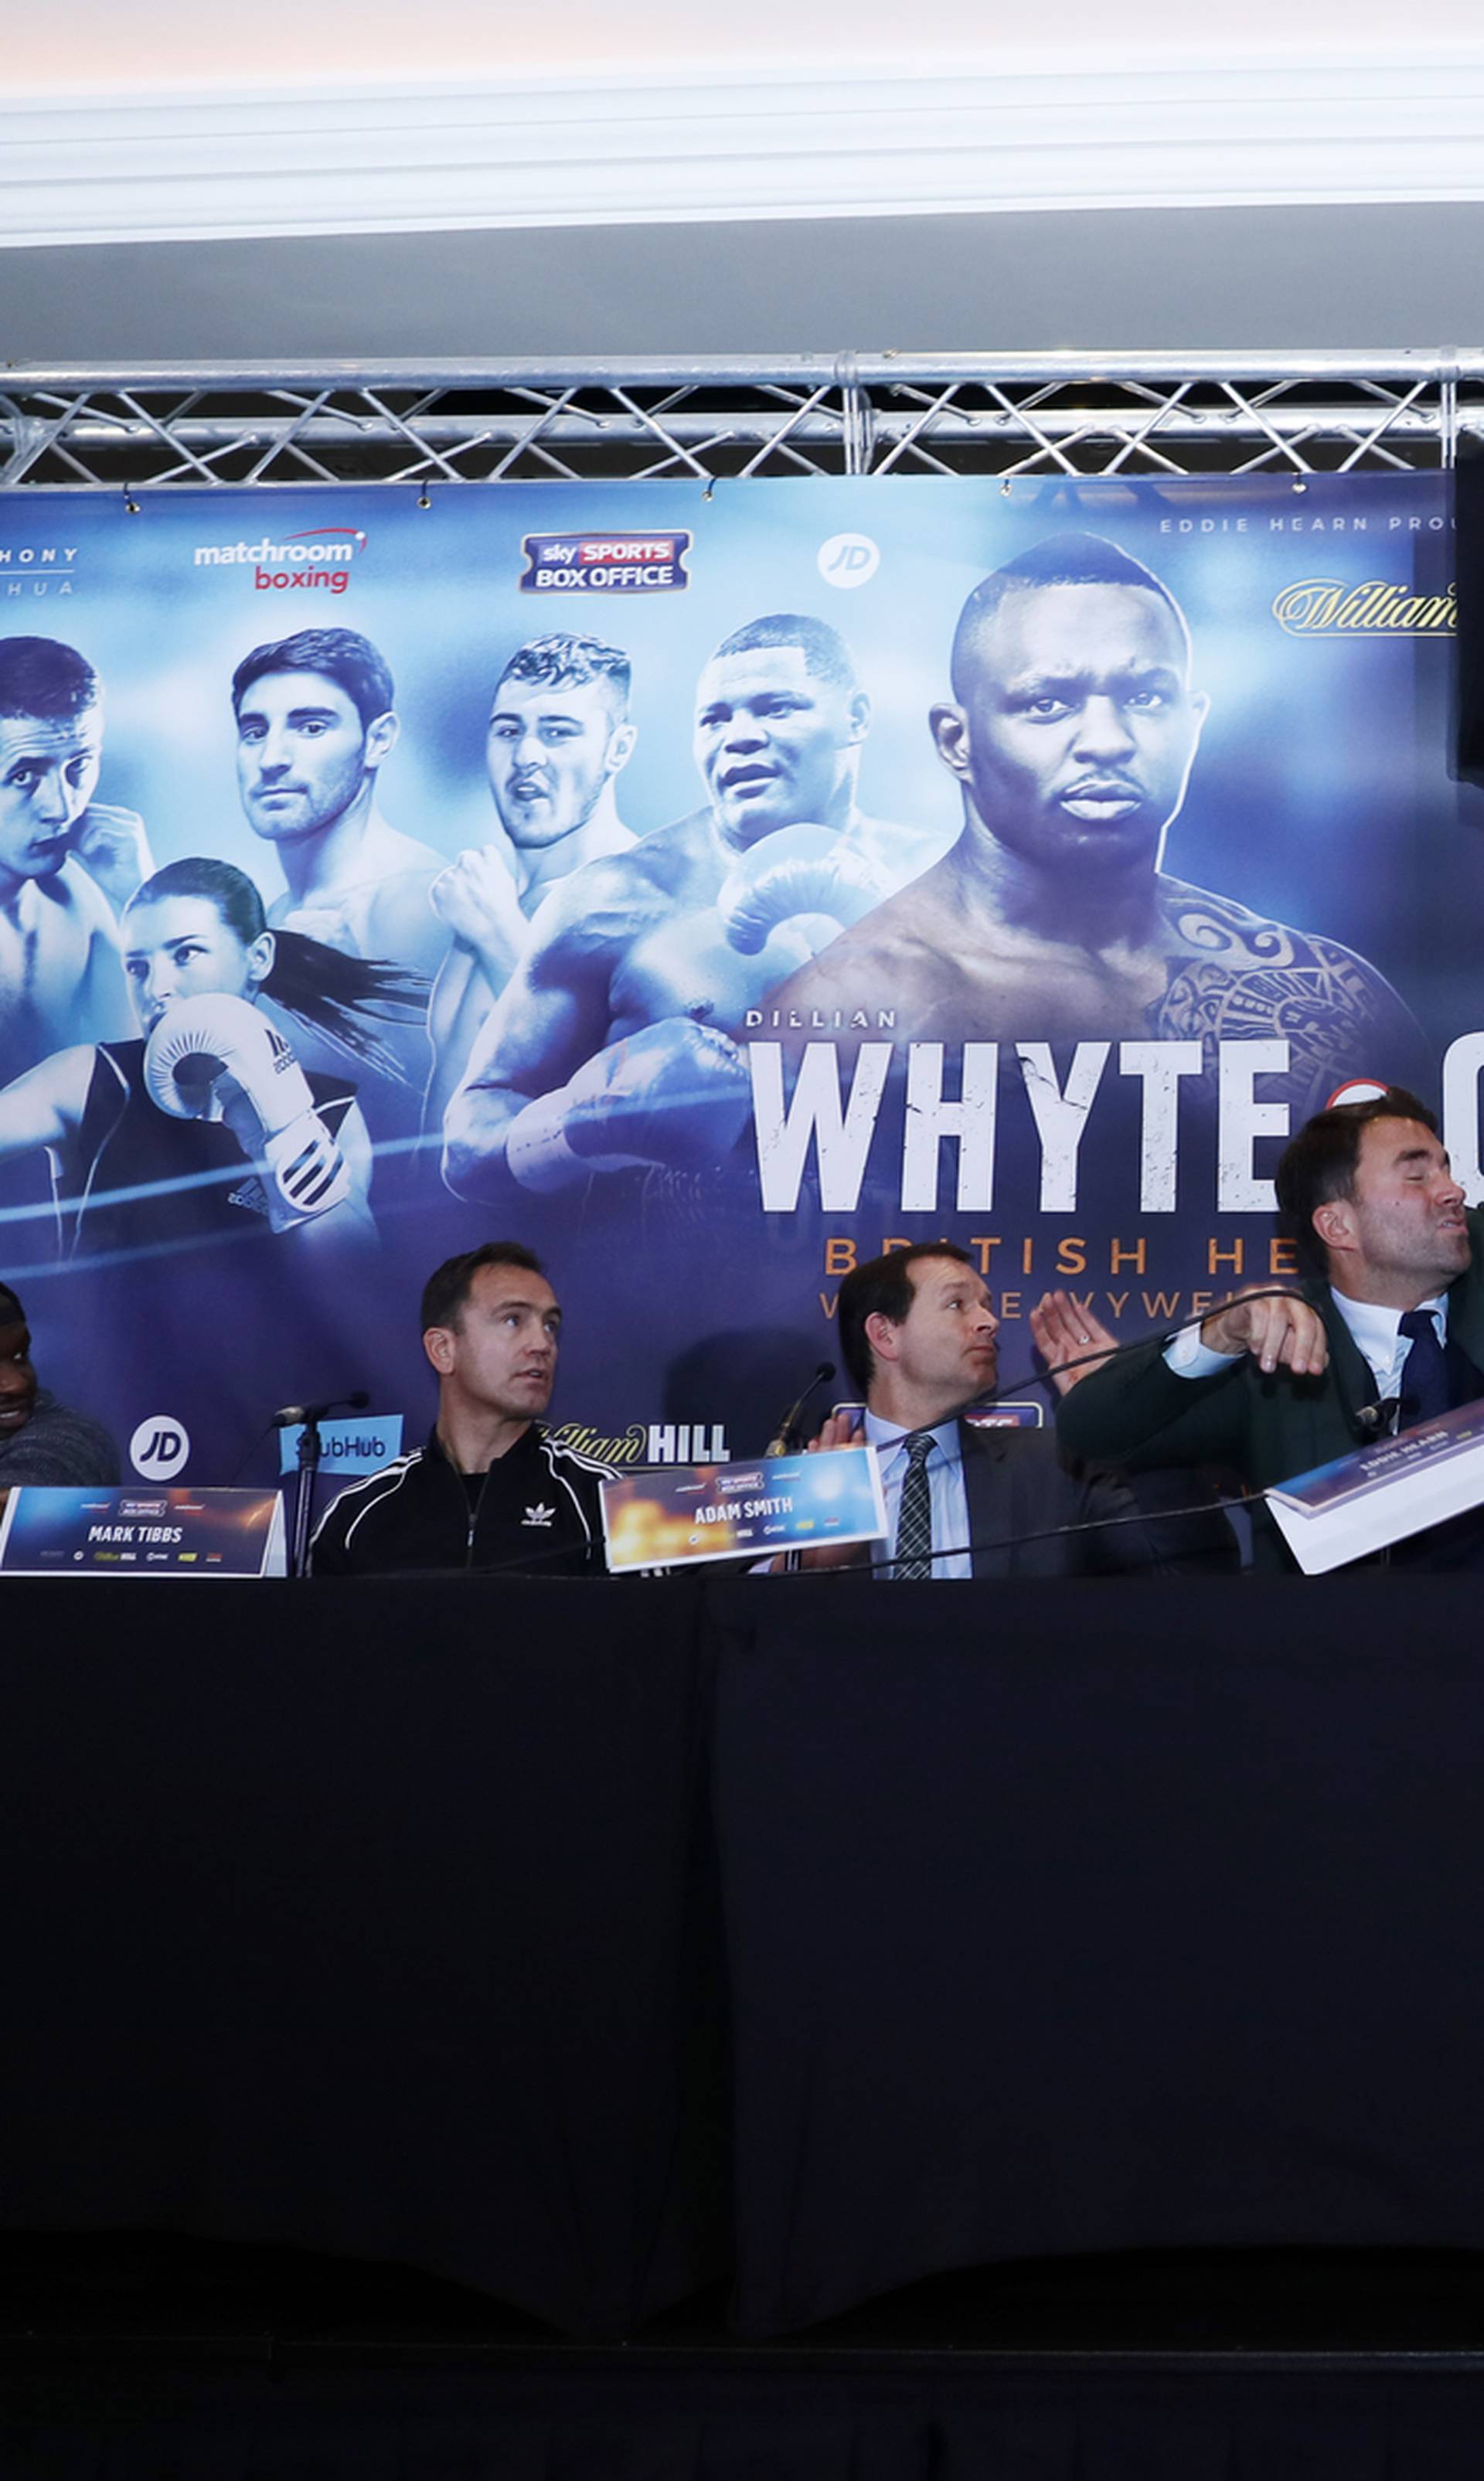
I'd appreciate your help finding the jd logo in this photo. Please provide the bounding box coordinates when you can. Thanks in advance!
[817,532,880,590]
[130,1416,189,1480]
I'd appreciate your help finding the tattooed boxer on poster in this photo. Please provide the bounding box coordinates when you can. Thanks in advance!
[768,533,1429,1115]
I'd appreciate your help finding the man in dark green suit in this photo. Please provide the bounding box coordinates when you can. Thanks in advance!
[1047,1087,1484,1572]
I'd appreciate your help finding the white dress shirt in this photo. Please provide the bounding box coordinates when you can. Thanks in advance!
[864,1408,973,1581]
[1166,1292,1448,1401]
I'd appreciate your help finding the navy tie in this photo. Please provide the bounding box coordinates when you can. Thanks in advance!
[893,1431,936,1580]
[1398,1309,1451,1426]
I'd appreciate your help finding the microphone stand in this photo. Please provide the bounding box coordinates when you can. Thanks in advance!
[289,1412,325,1581]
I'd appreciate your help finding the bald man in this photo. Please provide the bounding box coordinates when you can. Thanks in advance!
[768,532,1428,1118]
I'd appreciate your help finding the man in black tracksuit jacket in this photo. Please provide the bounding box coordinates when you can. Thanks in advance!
[309,1240,613,1576]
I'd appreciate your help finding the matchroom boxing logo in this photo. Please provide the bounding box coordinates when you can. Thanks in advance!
[191,526,367,597]
[520,532,691,595]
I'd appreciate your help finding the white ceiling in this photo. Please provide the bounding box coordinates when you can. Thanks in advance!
[13,0,1480,87]
[4,0,1483,360]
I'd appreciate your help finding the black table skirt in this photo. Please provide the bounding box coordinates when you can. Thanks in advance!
[0,1576,726,2340]
[711,1575,1484,2333]
[7,1571,1484,2340]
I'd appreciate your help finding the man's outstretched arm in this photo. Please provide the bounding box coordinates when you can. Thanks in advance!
[443,897,754,1201]
[0,1046,94,1168]
[1050,1285,1326,1471]
[442,915,615,1203]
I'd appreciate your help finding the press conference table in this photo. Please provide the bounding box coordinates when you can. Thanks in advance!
[2,1572,1482,2337]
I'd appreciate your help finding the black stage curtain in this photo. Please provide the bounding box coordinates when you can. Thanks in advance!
[710,1576,1484,2335]
[0,1577,727,2340]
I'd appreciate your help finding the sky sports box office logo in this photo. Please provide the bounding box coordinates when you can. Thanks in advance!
[192,528,368,594]
[520,533,691,594]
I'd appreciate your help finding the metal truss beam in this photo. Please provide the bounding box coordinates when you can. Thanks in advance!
[0,354,1479,488]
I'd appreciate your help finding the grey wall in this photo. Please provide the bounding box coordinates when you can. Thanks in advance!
[2,202,1483,364]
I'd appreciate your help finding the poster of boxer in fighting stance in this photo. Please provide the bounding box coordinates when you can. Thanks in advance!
[0,472,1474,1476]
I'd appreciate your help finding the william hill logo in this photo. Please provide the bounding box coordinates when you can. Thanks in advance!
[546,1420,729,1465]
[1272,577,1456,637]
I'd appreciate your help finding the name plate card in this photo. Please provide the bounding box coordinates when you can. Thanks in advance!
[0,1486,287,1577]
[1265,1400,1484,1574]
[601,1446,887,1573]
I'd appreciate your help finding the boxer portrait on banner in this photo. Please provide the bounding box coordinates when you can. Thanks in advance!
[0,635,158,1089]
[0,857,424,1261]
[441,613,948,1201]
[233,625,449,986]
[768,533,1430,1118]
[424,632,642,1128]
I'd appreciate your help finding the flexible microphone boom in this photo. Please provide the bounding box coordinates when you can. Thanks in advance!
[765,1360,836,1457]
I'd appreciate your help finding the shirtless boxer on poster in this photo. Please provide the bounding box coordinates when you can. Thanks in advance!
[233,626,448,985]
[768,533,1428,1115]
[424,632,640,1128]
[442,612,946,1200]
[0,636,155,1087]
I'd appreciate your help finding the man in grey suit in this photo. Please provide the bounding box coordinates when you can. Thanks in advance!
[784,1242,1190,1577]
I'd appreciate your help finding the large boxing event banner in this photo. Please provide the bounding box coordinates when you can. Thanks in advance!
[0,474,1475,1490]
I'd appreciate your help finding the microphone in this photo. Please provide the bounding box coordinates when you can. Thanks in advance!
[766,1360,836,1457]
[273,1390,371,1428]
[1353,1397,1401,1441]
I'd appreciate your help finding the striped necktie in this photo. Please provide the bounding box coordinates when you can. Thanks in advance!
[893,1431,936,1580]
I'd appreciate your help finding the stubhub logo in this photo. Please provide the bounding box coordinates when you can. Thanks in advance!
[279,1415,403,1476]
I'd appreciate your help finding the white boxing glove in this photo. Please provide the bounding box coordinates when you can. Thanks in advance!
[505,1016,751,1194]
[717,823,893,957]
[145,994,350,1226]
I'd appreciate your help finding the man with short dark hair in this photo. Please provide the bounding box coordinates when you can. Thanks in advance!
[443,612,948,1200]
[424,633,641,1125]
[769,533,1427,1117]
[1048,1086,1484,1568]
[0,635,155,1085]
[233,626,448,982]
[308,1241,613,1574]
[0,1280,119,1486]
[782,1242,1176,1577]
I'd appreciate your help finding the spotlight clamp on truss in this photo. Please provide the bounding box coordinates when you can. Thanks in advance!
[0,352,1480,491]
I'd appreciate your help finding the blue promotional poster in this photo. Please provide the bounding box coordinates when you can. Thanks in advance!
[0,473,1475,1497]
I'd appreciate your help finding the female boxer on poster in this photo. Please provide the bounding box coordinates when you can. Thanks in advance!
[0,856,424,1261]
